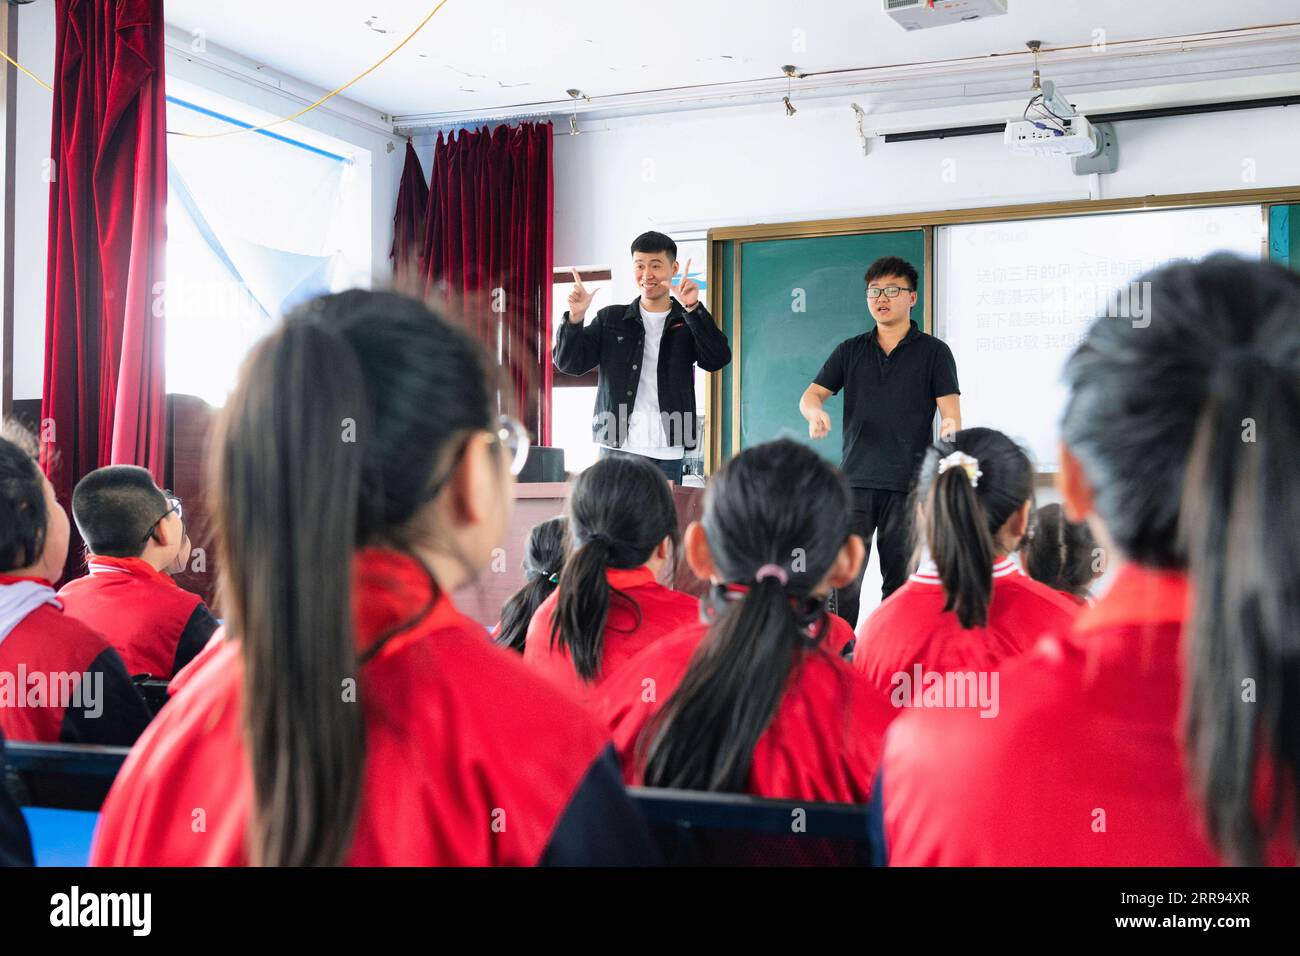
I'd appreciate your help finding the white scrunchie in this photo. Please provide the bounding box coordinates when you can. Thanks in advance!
[937,450,982,488]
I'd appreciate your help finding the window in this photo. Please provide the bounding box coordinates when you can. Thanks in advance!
[550,268,610,475]
[163,86,371,407]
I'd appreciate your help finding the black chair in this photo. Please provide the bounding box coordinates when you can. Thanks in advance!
[628,787,879,866]
[3,741,130,812]
[134,678,171,716]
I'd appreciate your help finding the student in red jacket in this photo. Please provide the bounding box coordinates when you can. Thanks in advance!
[57,465,218,680]
[877,255,1300,866]
[1018,502,1101,606]
[598,438,896,803]
[90,290,654,867]
[854,427,1079,700]
[492,516,567,654]
[524,453,696,705]
[0,426,152,747]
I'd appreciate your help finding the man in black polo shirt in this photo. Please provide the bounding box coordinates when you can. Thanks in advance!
[799,255,961,628]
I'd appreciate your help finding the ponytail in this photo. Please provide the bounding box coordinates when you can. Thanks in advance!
[550,454,678,682]
[638,438,848,793]
[216,322,368,867]
[552,536,626,680]
[917,429,1033,629]
[928,464,997,629]
[1183,352,1300,865]
[641,578,828,791]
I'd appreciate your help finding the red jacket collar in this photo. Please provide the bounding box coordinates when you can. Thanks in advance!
[1073,562,1190,635]
[86,554,177,587]
[353,547,468,661]
[605,565,657,589]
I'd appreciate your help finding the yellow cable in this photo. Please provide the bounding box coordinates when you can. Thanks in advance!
[1,49,53,92]
[173,0,450,139]
[0,2,449,133]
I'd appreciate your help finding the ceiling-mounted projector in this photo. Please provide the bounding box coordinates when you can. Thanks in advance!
[1004,80,1118,173]
[884,0,1008,31]
[1004,114,1098,157]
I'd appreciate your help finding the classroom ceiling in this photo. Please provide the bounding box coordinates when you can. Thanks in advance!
[162,0,1300,121]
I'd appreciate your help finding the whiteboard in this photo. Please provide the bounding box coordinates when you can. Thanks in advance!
[935,205,1265,471]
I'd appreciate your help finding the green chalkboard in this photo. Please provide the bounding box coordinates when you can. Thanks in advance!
[727,230,926,463]
[1270,204,1297,271]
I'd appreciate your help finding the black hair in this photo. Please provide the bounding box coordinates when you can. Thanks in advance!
[71,465,169,558]
[865,255,919,292]
[212,289,499,867]
[1020,503,1097,599]
[1058,254,1300,865]
[551,453,679,682]
[914,427,1034,629]
[630,231,677,263]
[640,438,850,792]
[494,516,568,654]
[0,422,47,573]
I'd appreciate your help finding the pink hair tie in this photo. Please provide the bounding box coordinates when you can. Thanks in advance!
[755,564,789,586]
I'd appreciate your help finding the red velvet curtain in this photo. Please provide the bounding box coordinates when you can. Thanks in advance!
[40,0,167,581]
[390,141,428,285]
[420,122,553,445]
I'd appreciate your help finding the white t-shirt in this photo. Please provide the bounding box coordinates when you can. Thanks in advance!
[603,303,684,461]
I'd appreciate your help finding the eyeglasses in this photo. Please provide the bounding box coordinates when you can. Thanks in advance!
[492,415,531,477]
[866,286,913,299]
[419,415,531,504]
[141,493,182,545]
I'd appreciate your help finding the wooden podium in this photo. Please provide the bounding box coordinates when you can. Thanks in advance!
[453,481,709,628]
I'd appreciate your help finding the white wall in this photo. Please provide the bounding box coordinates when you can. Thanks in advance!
[548,96,1300,272]
[7,2,404,401]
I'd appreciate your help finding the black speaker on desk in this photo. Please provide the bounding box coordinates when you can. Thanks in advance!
[518,445,566,483]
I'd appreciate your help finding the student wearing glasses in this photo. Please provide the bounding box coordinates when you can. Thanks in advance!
[57,467,218,681]
[92,290,655,867]
[799,256,961,630]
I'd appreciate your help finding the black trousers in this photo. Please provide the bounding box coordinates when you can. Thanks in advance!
[836,487,912,629]
[599,446,684,485]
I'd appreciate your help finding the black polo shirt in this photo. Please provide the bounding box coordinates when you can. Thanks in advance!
[813,320,960,492]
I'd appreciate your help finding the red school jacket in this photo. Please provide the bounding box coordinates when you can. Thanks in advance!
[57,556,218,680]
[597,613,897,804]
[854,555,1080,699]
[90,548,655,867]
[523,565,699,707]
[0,575,152,747]
[877,563,1297,866]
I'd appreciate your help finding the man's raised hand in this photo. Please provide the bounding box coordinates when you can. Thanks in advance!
[567,268,596,323]
[676,259,700,310]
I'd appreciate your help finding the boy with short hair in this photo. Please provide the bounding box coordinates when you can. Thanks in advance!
[58,465,218,680]
[0,425,152,745]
